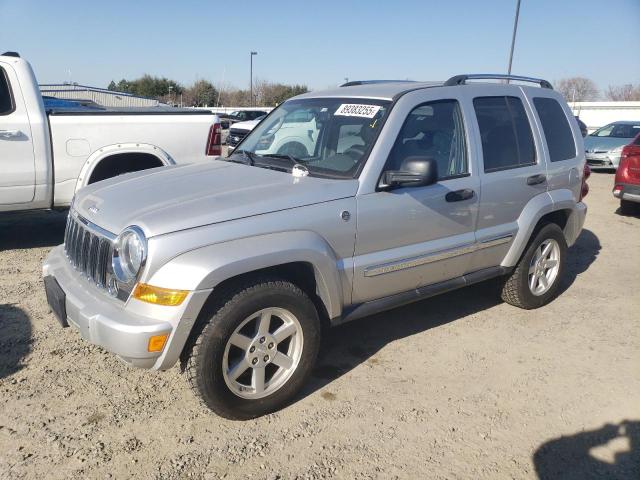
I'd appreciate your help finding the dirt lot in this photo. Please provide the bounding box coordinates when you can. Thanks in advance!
[1,172,638,479]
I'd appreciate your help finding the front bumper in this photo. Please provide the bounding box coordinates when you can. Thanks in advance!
[586,154,620,170]
[43,245,211,370]
[613,183,640,204]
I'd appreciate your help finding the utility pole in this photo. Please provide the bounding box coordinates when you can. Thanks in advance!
[250,51,257,107]
[507,0,521,75]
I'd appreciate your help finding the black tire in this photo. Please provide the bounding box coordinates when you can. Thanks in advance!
[500,223,568,309]
[620,199,637,215]
[182,277,321,420]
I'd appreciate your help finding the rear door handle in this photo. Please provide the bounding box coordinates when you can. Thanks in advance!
[527,174,547,185]
[445,189,475,202]
[0,129,22,139]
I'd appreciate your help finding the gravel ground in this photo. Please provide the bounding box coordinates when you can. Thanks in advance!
[0,172,638,479]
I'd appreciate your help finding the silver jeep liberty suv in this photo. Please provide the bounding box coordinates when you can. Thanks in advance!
[43,74,588,419]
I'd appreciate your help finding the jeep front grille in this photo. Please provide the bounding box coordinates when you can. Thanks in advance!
[64,211,114,289]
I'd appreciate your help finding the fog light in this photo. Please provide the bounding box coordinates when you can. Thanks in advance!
[148,334,168,353]
[133,283,189,306]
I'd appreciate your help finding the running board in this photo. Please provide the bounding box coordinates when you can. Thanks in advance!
[335,266,510,325]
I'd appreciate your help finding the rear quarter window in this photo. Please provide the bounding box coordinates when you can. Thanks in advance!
[533,97,576,162]
[0,66,15,115]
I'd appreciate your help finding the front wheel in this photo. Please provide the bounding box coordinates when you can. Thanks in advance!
[182,278,321,420]
[500,223,567,309]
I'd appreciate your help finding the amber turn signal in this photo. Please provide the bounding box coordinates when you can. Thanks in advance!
[148,334,168,353]
[133,283,189,306]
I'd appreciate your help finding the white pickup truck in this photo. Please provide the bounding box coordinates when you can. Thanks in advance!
[0,52,221,213]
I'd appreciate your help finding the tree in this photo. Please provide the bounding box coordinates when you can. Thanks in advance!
[184,79,218,107]
[605,84,640,101]
[107,80,117,91]
[555,77,599,102]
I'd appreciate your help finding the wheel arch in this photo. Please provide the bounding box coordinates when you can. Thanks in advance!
[146,231,345,322]
[501,190,581,267]
[74,143,174,191]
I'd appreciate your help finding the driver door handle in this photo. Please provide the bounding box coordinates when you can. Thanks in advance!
[0,129,22,139]
[445,189,475,202]
[527,174,547,185]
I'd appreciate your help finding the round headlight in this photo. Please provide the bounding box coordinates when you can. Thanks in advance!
[112,226,147,283]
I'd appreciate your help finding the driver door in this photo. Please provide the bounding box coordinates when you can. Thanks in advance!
[352,96,479,303]
[0,62,36,205]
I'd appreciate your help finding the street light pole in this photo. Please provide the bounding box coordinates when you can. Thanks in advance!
[507,0,521,75]
[250,51,257,107]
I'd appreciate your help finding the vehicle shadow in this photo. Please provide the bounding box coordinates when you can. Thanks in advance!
[304,279,503,396]
[0,210,68,251]
[302,228,600,401]
[0,304,33,379]
[557,228,601,295]
[533,420,640,480]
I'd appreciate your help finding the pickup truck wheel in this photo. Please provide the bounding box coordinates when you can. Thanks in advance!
[183,278,320,420]
[500,223,567,309]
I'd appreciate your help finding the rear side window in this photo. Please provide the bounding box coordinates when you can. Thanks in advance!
[474,96,536,172]
[0,67,14,115]
[533,97,576,162]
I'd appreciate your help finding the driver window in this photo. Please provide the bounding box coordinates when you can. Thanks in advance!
[386,99,468,179]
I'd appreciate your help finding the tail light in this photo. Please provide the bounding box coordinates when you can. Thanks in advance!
[206,122,222,156]
[579,163,590,201]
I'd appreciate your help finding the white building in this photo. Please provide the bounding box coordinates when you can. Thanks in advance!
[571,101,640,133]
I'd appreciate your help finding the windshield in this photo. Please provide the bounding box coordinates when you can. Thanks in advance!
[590,122,640,139]
[228,97,391,178]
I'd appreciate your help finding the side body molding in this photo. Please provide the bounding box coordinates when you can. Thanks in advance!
[147,231,345,320]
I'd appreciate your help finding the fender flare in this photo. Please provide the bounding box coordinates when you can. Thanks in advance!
[74,143,175,192]
[501,189,583,267]
[501,192,555,267]
[147,230,345,320]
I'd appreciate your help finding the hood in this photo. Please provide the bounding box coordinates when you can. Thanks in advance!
[584,135,631,153]
[74,161,358,237]
[231,119,260,131]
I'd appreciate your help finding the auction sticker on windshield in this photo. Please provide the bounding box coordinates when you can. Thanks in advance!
[334,104,381,118]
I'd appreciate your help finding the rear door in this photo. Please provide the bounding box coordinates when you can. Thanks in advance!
[0,62,36,204]
[466,87,549,271]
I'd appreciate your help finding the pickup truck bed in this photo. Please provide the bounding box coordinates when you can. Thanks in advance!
[0,52,220,213]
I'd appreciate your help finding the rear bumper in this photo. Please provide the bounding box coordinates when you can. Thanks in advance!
[565,201,588,247]
[43,245,211,370]
[613,183,640,203]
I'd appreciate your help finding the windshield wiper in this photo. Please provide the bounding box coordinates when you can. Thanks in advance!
[228,149,255,166]
[261,154,310,176]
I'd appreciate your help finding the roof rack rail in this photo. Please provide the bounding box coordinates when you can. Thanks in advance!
[444,74,553,89]
[341,80,416,87]
[1,51,21,58]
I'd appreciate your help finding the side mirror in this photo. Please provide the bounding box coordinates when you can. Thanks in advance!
[380,156,438,189]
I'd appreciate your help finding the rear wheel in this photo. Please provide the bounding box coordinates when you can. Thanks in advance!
[183,277,321,420]
[500,223,567,309]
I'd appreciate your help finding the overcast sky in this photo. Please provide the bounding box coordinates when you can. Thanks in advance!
[1,0,638,93]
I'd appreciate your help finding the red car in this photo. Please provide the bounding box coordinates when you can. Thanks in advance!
[613,133,640,214]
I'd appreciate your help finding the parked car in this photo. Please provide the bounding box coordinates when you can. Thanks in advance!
[228,109,269,123]
[226,116,265,148]
[574,116,587,137]
[0,52,221,213]
[613,133,640,214]
[584,120,640,170]
[43,74,588,419]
